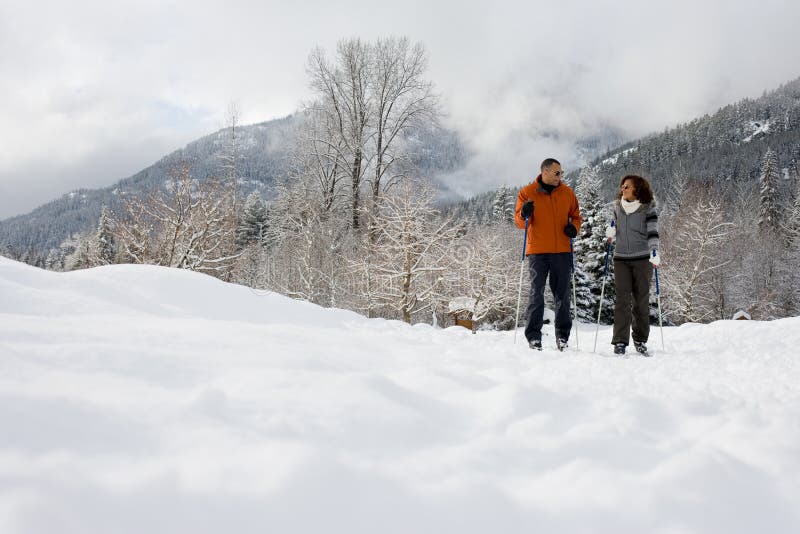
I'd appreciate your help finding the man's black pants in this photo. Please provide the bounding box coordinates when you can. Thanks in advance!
[524,252,572,343]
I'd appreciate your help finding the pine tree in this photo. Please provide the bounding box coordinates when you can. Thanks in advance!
[45,248,62,271]
[63,233,93,271]
[95,207,115,265]
[573,167,614,323]
[758,148,782,232]
[491,186,515,223]
[236,191,269,247]
[783,180,800,313]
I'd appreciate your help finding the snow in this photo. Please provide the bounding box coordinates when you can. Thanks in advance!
[448,297,476,313]
[1,255,799,533]
[601,147,637,166]
[742,120,771,143]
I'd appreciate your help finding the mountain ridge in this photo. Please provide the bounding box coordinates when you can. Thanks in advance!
[4,74,800,263]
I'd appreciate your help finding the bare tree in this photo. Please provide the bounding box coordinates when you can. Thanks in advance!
[662,191,734,323]
[307,39,373,230]
[369,37,439,207]
[263,169,354,306]
[293,108,349,214]
[218,101,241,212]
[113,164,239,277]
[443,225,518,328]
[369,180,459,323]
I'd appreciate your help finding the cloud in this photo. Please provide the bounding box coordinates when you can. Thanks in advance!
[1,0,800,218]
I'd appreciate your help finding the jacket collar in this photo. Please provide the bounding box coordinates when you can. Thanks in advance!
[616,199,649,214]
[536,175,561,194]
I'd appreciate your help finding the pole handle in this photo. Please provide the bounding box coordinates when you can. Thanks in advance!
[653,250,660,295]
[521,217,529,261]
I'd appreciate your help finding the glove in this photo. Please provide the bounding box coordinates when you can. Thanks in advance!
[564,223,578,238]
[605,225,616,240]
[649,250,661,267]
[521,201,534,219]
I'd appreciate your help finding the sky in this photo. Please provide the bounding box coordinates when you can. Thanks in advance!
[1,0,800,219]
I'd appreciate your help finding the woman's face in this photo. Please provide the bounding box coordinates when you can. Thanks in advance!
[621,179,636,201]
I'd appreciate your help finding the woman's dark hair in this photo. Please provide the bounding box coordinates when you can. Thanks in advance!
[616,174,654,203]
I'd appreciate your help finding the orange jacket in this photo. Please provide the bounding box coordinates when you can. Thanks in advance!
[514,176,582,255]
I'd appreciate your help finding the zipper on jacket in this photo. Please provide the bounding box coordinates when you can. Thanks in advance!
[550,192,558,249]
[625,210,630,253]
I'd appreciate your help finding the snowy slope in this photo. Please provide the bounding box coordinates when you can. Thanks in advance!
[1,256,799,534]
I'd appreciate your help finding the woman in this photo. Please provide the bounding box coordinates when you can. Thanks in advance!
[605,175,660,356]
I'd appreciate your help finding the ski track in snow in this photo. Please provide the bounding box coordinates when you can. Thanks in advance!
[1,256,799,533]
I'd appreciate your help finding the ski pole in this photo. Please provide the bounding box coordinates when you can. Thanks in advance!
[513,216,530,345]
[593,221,613,353]
[569,224,579,351]
[654,250,664,351]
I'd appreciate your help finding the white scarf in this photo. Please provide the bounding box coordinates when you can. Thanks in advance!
[621,199,641,214]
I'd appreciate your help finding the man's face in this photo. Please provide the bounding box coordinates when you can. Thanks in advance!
[541,164,563,186]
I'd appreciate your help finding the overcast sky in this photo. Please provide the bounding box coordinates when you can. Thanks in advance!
[1,0,799,219]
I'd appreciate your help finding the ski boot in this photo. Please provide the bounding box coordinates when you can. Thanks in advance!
[529,339,542,351]
[634,341,650,357]
[556,338,568,352]
[613,343,626,355]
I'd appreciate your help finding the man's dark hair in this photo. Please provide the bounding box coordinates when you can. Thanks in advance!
[540,158,561,171]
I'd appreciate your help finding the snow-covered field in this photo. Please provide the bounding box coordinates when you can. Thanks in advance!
[2,256,799,533]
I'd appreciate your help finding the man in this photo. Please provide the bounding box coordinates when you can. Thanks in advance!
[515,158,582,351]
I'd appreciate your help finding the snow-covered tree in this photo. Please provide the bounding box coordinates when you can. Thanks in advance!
[662,193,733,323]
[95,206,115,265]
[63,233,93,271]
[369,181,459,323]
[491,186,515,223]
[113,164,239,277]
[218,102,241,212]
[294,107,349,215]
[236,191,269,247]
[58,208,115,271]
[306,37,440,233]
[662,166,690,217]
[744,148,793,317]
[44,248,62,270]
[782,180,800,313]
[758,147,782,232]
[441,225,518,328]
[369,37,439,209]
[573,167,614,323]
[260,169,353,308]
[307,39,372,230]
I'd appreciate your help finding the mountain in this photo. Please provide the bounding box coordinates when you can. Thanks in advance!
[0,114,468,264]
[0,115,296,262]
[587,76,800,198]
[2,255,799,532]
[447,76,800,220]
[7,74,800,265]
